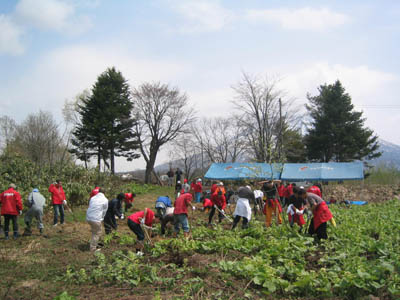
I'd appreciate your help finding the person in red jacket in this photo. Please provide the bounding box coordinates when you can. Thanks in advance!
[127,208,156,254]
[173,186,194,238]
[202,197,213,213]
[48,180,66,226]
[124,192,136,213]
[307,183,322,198]
[277,181,286,206]
[0,183,23,239]
[208,190,226,225]
[194,179,203,203]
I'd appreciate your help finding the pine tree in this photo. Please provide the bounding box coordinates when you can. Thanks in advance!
[305,80,381,162]
[71,67,140,173]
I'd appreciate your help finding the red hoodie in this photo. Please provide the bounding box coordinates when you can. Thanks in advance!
[211,192,226,210]
[0,188,23,215]
[48,184,66,205]
[128,209,155,227]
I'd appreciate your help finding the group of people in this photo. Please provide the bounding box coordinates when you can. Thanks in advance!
[0,177,334,254]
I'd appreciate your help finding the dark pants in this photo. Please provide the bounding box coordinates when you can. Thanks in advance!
[156,207,166,219]
[232,215,249,229]
[4,215,18,237]
[208,206,223,224]
[104,213,118,234]
[127,219,144,241]
[308,218,328,240]
[125,202,132,213]
[53,204,64,225]
[161,214,174,235]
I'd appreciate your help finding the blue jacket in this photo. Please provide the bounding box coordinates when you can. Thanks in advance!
[156,196,172,207]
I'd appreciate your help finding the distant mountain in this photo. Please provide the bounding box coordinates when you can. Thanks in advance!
[368,139,400,169]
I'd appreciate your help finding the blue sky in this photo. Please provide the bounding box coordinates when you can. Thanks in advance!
[1,0,399,171]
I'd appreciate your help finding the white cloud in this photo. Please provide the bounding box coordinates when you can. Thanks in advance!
[171,0,235,33]
[0,15,24,55]
[245,7,350,31]
[15,0,92,34]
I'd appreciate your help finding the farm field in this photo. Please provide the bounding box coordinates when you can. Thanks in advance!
[1,186,400,300]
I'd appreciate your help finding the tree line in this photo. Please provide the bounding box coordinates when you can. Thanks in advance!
[0,67,381,183]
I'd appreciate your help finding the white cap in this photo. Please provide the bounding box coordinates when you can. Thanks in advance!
[197,178,202,182]
[177,181,181,184]
[218,182,223,186]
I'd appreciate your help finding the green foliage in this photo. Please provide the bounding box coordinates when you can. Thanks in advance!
[366,164,400,185]
[305,80,381,162]
[62,200,400,299]
[53,292,77,300]
[71,67,140,174]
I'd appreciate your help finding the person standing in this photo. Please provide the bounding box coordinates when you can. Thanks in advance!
[194,179,203,203]
[232,186,254,229]
[298,189,333,240]
[86,190,109,251]
[175,168,183,184]
[173,186,194,238]
[167,169,174,187]
[48,180,66,226]
[262,181,282,227]
[277,181,286,207]
[23,188,46,236]
[103,193,124,235]
[0,183,23,239]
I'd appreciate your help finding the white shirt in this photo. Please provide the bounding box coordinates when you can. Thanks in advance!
[86,192,109,222]
[254,190,263,199]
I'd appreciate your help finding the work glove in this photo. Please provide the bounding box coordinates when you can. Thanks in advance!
[306,210,312,217]
[63,200,67,205]
[140,218,145,225]
[120,214,125,220]
[19,210,22,215]
[221,209,225,214]
[192,206,196,210]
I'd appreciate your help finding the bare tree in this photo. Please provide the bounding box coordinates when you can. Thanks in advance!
[12,111,66,167]
[232,72,298,163]
[170,134,199,181]
[195,117,247,163]
[0,115,17,152]
[132,82,195,183]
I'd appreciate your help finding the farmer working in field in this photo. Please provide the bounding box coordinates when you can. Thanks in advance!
[160,207,175,235]
[23,188,46,236]
[173,185,195,238]
[48,180,67,226]
[297,189,333,240]
[0,183,23,239]
[86,189,109,252]
[155,195,173,218]
[262,180,282,227]
[124,192,136,213]
[208,183,227,226]
[286,187,306,229]
[194,178,203,203]
[232,186,254,230]
[127,208,156,254]
[103,193,124,235]
[307,183,322,198]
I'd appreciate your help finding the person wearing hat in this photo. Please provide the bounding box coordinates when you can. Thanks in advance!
[23,188,46,236]
[48,180,66,226]
[155,195,173,218]
[123,192,136,213]
[208,188,226,226]
[194,178,203,203]
[0,183,23,239]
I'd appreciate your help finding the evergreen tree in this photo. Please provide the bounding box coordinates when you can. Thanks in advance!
[71,67,140,173]
[304,80,381,162]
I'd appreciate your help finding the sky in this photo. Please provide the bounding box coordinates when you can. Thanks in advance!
[1,0,399,172]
